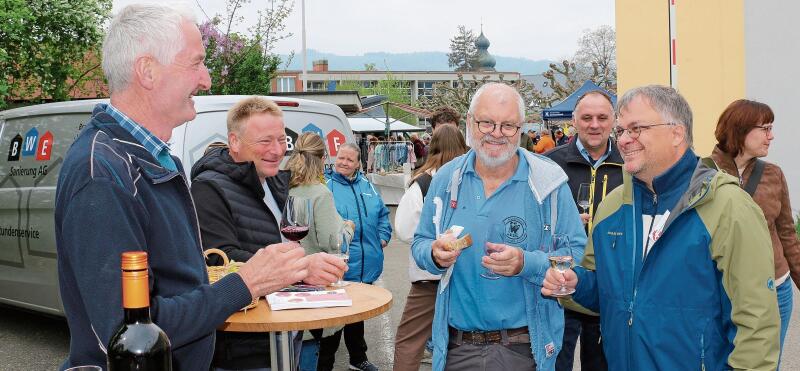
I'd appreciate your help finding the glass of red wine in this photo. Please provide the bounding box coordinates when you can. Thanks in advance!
[280,196,312,242]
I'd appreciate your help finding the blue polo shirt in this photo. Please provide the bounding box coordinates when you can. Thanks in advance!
[448,154,530,331]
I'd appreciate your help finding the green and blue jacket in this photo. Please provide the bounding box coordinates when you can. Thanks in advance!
[572,149,780,370]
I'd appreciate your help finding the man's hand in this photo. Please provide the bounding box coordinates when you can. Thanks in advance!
[236,242,309,298]
[303,252,348,286]
[579,213,590,225]
[381,240,388,248]
[431,232,460,268]
[541,267,579,296]
[482,243,524,276]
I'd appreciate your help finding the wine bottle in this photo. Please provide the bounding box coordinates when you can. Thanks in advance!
[107,251,172,370]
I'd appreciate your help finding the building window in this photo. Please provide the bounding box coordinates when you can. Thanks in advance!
[417,81,435,99]
[277,77,295,92]
[306,81,327,92]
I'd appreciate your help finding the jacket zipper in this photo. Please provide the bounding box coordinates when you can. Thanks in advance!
[347,181,365,281]
[588,168,597,232]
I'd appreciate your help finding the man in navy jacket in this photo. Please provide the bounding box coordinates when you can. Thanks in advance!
[54,4,309,370]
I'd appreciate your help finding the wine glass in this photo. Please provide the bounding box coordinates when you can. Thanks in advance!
[280,196,312,242]
[577,183,590,214]
[481,223,506,280]
[548,234,576,297]
[329,229,350,287]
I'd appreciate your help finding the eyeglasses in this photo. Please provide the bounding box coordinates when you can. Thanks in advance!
[474,119,521,137]
[612,123,676,139]
[754,124,773,134]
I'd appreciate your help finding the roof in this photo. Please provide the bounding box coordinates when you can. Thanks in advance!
[542,80,617,120]
[348,117,425,133]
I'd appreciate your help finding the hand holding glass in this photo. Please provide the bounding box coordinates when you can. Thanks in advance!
[548,234,575,296]
[280,196,312,242]
[482,223,506,279]
[329,230,350,287]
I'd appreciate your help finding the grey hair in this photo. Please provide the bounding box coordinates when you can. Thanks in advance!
[467,82,525,122]
[339,143,361,161]
[617,85,694,146]
[102,3,198,93]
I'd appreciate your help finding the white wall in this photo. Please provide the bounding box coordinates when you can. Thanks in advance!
[745,0,800,214]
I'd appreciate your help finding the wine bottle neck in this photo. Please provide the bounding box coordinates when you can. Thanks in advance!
[123,307,152,324]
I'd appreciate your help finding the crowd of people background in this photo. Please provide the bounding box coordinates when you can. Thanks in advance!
[51,3,799,371]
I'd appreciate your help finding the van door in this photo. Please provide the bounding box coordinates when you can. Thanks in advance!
[0,112,86,315]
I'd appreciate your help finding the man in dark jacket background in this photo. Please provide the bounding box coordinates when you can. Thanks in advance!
[191,96,347,370]
[545,90,622,371]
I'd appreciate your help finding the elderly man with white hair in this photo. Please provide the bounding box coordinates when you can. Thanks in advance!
[412,83,587,370]
[54,4,309,370]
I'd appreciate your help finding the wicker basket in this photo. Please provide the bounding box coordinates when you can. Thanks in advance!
[204,248,258,311]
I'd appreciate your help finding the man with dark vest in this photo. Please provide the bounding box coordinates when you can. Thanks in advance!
[191,96,347,370]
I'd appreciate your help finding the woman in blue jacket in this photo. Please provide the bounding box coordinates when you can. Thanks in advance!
[319,143,392,371]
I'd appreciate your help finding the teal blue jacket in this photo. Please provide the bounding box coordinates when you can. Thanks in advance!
[572,151,780,370]
[325,170,392,283]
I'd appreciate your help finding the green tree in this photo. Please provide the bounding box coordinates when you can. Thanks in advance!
[417,74,538,121]
[447,25,479,72]
[198,0,292,95]
[337,73,416,124]
[0,0,111,108]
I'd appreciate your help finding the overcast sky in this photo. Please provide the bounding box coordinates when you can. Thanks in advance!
[112,0,615,61]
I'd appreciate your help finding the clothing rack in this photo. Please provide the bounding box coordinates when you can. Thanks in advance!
[366,140,415,174]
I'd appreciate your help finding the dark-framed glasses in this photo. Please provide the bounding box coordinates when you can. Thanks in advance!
[754,124,773,134]
[612,122,676,139]
[475,120,521,137]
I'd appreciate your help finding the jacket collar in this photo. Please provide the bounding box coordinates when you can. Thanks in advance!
[90,105,181,183]
[450,148,567,205]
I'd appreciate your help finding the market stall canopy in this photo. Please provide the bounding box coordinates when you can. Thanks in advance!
[348,117,425,133]
[542,80,616,120]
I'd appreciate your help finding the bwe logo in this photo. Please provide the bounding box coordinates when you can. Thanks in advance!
[7,127,54,162]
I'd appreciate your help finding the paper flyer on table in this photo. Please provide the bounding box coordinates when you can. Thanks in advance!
[266,289,353,310]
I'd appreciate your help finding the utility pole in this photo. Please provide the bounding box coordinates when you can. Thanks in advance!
[301,0,307,91]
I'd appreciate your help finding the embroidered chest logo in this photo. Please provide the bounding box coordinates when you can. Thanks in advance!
[502,216,527,244]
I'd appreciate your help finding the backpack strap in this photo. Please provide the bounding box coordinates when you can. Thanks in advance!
[414,173,433,199]
[744,159,765,196]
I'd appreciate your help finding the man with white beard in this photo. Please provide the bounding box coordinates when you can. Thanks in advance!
[412,83,587,370]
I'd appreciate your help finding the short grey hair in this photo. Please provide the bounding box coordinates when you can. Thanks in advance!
[467,82,525,122]
[339,143,361,161]
[102,3,198,93]
[617,85,694,146]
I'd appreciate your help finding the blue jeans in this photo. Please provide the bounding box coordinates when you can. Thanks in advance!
[299,338,320,371]
[777,279,793,370]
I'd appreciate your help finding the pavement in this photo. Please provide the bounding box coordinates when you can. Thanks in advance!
[1,207,799,370]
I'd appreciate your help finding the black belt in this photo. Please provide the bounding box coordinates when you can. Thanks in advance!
[448,326,530,345]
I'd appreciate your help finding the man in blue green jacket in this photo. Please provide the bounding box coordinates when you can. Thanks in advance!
[413,83,587,371]
[542,85,780,370]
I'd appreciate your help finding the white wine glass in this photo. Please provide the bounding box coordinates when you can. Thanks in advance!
[548,234,576,297]
[329,229,350,287]
[577,183,590,214]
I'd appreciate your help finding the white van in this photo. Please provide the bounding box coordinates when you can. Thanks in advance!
[0,95,356,316]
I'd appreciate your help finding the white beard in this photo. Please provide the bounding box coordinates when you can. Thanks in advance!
[475,136,516,168]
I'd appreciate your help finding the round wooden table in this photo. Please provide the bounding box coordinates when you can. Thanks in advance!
[221,283,393,371]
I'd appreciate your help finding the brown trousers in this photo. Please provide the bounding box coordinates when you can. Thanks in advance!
[392,281,438,371]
